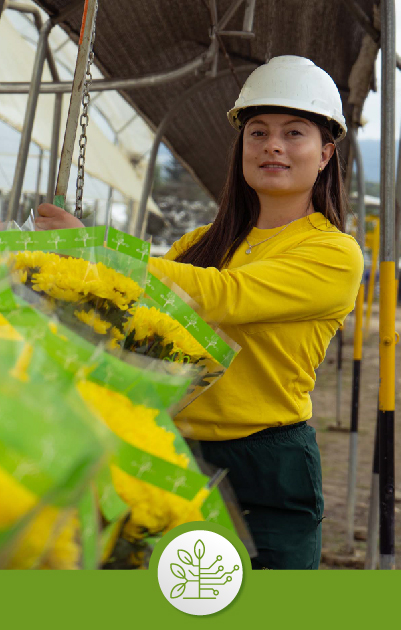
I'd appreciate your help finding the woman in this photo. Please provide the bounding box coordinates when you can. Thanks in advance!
[149,56,364,570]
[36,56,364,570]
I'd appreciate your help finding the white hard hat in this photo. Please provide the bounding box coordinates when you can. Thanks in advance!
[228,56,347,140]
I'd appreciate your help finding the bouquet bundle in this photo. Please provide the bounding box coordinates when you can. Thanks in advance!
[0,313,108,569]
[0,260,243,569]
[2,227,239,411]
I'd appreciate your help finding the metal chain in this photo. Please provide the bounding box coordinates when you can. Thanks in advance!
[75,1,98,219]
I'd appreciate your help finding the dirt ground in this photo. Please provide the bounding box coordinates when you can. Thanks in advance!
[310,303,401,569]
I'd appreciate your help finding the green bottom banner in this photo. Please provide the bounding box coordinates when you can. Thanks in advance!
[1,521,399,628]
[1,570,398,628]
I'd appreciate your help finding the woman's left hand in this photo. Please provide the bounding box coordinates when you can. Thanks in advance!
[35,204,85,230]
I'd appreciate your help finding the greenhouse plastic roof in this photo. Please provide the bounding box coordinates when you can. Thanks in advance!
[31,0,379,200]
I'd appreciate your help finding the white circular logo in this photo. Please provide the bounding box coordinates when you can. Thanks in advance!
[157,529,243,616]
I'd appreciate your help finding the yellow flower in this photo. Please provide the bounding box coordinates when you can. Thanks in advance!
[9,342,33,382]
[0,314,23,341]
[126,306,215,362]
[8,251,143,310]
[74,309,112,335]
[76,380,187,466]
[114,468,204,539]
[106,327,126,350]
[76,381,204,536]
[11,269,27,285]
[0,466,79,570]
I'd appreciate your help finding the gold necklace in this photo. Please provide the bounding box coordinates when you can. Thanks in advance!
[245,219,297,254]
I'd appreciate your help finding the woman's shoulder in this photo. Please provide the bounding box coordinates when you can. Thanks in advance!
[300,214,364,268]
[164,223,212,260]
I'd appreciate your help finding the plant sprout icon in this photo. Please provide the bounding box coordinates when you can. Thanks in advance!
[183,314,199,331]
[46,231,66,250]
[160,292,177,309]
[16,234,37,250]
[205,334,220,351]
[134,244,149,261]
[74,229,94,247]
[111,235,129,251]
[146,278,157,292]
[169,539,239,600]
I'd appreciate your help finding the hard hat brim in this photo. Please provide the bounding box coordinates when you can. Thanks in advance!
[228,100,347,140]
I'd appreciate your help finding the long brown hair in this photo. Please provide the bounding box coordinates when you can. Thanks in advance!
[175,125,348,270]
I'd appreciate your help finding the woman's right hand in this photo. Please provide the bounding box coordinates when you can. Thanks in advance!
[35,204,85,230]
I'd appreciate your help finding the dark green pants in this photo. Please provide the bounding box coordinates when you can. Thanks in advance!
[199,421,324,570]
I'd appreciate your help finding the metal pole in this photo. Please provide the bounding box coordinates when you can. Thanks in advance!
[7,3,61,82]
[125,198,135,233]
[243,0,256,32]
[378,0,396,570]
[364,218,380,338]
[365,407,380,569]
[365,128,400,570]
[335,328,343,427]
[217,0,246,31]
[329,148,354,433]
[105,186,113,232]
[46,92,63,202]
[134,64,255,238]
[395,131,401,302]
[6,2,63,206]
[34,147,44,213]
[346,127,366,552]
[0,46,218,95]
[209,0,219,77]
[92,199,99,227]
[6,19,53,221]
[55,0,98,209]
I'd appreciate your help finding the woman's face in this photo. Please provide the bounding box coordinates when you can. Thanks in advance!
[242,113,335,197]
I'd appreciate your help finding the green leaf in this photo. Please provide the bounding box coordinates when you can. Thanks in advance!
[170,583,186,599]
[194,539,205,559]
[170,562,186,579]
[177,549,193,565]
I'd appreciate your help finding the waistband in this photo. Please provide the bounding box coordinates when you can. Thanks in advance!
[230,421,308,443]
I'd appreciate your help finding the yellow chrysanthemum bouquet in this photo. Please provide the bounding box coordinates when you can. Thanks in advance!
[0,226,246,569]
[2,226,240,415]
[4,226,147,351]
[125,272,240,413]
[0,265,242,569]
[0,312,108,569]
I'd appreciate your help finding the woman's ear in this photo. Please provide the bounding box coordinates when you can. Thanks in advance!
[320,143,336,170]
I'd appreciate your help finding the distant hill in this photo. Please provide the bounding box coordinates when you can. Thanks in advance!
[358,138,400,183]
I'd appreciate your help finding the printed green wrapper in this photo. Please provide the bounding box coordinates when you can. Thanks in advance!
[2,228,239,409]
[145,273,238,369]
[1,226,150,354]
[0,338,108,568]
[0,282,235,538]
[0,237,245,563]
[0,226,106,253]
[143,273,241,413]
[0,293,207,498]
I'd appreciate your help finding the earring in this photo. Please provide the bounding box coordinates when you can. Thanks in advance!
[318,167,322,173]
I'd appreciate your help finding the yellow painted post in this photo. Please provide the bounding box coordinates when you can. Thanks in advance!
[379,262,396,414]
[377,0,396,570]
[353,285,365,362]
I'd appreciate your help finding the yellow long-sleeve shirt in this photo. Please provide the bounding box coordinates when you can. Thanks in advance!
[149,211,364,441]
